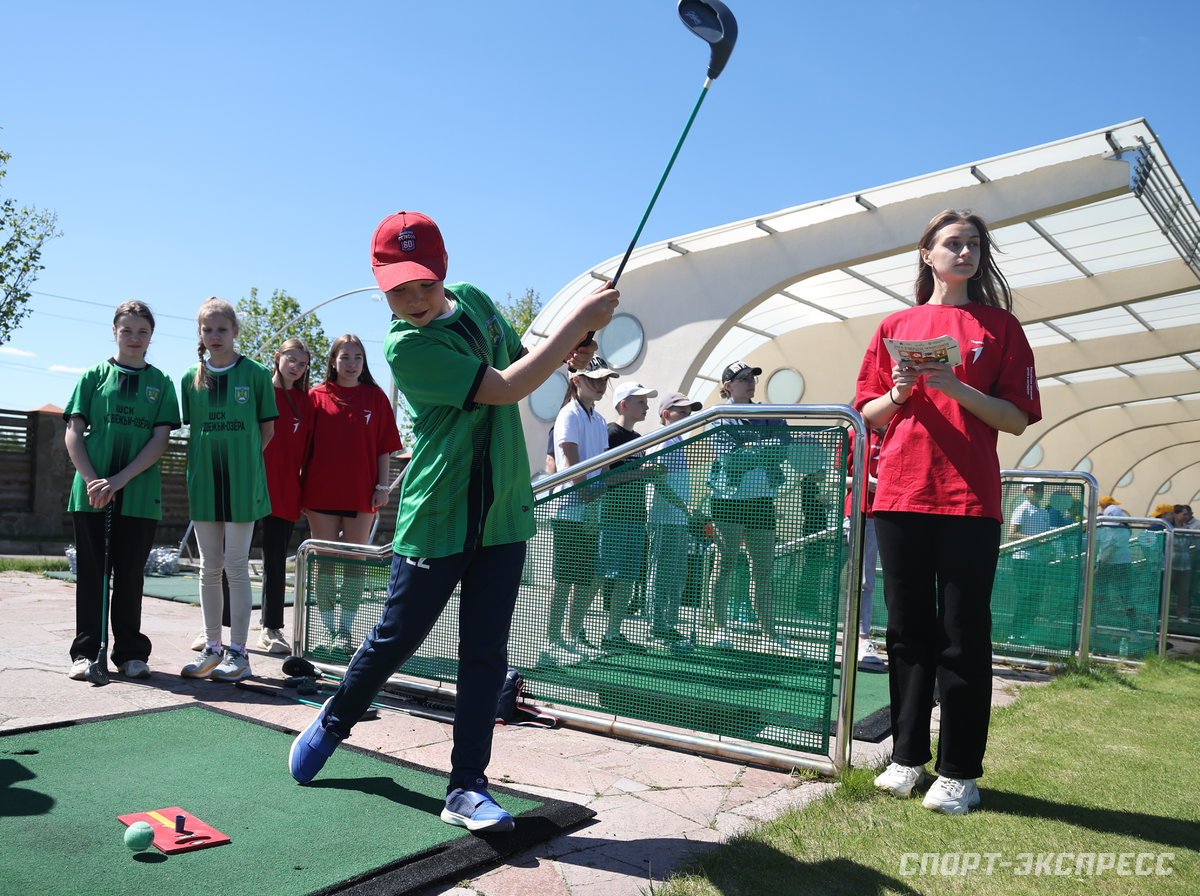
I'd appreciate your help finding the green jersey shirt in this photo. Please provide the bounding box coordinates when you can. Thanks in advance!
[64,360,181,519]
[181,356,277,523]
[383,282,535,558]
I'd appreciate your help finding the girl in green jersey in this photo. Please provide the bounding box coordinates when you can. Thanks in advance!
[65,301,180,680]
[180,297,277,682]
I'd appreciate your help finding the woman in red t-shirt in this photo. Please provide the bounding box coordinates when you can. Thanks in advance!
[257,338,313,655]
[302,334,404,652]
[854,210,1041,816]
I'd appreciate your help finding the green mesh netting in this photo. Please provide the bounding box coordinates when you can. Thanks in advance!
[298,421,852,758]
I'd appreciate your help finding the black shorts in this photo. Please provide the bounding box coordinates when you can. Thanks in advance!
[710,497,776,532]
[552,519,599,585]
[308,509,360,519]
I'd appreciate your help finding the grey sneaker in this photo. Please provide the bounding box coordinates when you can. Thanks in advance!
[874,762,926,797]
[68,657,90,680]
[257,627,291,655]
[119,659,151,679]
[210,648,251,682]
[181,645,223,678]
[923,776,981,815]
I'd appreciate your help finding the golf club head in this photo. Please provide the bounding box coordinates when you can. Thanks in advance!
[83,661,110,687]
[282,654,321,678]
[677,0,738,80]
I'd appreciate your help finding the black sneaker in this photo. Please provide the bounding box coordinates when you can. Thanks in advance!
[652,627,687,643]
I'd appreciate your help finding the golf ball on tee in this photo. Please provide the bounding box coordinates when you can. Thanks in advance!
[124,820,155,851]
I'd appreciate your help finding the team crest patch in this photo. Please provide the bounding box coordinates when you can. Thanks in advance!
[398,228,417,253]
[234,386,250,404]
[145,386,160,403]
[486,315,503,345]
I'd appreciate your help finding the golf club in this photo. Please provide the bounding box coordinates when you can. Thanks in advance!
[575,0,738,360]
[83,503,114,686]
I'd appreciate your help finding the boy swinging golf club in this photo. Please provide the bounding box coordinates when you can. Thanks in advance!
[288,211,617,832]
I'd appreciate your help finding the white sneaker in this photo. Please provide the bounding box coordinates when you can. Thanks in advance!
[568,637,604,660]
[68,657,90,680]
[874,762,925,797]
[190,631,207,651]
[257,627,291,655]
[712,627,734,650]
[857,639,885,670]
[923,776,981,815]
[210,648,251,682]
[536,643,580,668]
[769,632,802,656]
[119,659,151,679]
[181,644,223,678]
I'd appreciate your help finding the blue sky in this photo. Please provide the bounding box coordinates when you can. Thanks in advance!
[3,0,1198,411]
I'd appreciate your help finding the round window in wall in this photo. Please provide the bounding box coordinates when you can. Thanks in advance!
[766,368,804,404]
[597,313,644,370]
[1021,444,1045,468]
[529,370,568,422]
[1074,456,1092,475]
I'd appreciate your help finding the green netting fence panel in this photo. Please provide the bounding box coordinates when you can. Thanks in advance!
[1090,521,1168,660]
[992,478,1090,661]
[1166,528,1198,637]
[296,420,853,760]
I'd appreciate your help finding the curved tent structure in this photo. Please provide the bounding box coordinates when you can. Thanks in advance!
[521,119,1200,515]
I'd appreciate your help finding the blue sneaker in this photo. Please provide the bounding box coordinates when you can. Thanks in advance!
[440,787,515,832]
[288,698,344,783]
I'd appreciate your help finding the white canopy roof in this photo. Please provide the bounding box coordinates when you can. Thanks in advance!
[523,119,1200,514]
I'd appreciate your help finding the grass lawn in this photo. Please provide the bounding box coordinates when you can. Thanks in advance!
[655,656,1200,895]
[0,556,69,573]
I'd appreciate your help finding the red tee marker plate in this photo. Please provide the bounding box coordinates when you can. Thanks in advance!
[118,807,231,854]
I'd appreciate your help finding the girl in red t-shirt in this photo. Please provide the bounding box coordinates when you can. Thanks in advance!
[854,210,1041,816]
[302,334,404,652]
[257,338,313,655]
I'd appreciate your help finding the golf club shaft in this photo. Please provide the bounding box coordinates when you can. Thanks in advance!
[86,503,114,686]
[610,81,710,289]
[576,81,712,358]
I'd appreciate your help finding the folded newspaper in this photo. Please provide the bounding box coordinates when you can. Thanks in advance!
[883,335,962,367]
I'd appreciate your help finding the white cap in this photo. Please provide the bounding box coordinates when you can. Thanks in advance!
[613,382,658,406]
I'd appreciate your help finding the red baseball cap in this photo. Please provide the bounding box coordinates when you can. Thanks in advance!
[370,211,448,291]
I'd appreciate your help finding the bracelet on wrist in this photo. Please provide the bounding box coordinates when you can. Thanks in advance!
[374,484,389,491]
[888,388,907,407]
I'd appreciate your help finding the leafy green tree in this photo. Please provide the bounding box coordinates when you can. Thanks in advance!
[496,287,542,335]
[0,141,61,345]
[235,287,331,383]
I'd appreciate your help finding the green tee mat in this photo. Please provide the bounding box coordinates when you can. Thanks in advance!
[44,570,285,608]
[0,704,593,896]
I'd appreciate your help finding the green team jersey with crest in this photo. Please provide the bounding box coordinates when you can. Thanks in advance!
[64,360,181,519]
[383,282,535,558]
[181,356,277,522]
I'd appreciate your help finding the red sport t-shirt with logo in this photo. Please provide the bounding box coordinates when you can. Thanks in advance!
[855,302,1041,522]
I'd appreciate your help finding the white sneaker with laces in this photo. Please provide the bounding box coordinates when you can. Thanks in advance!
[858,639,885,670]
[257,627,291,655]
[190,631,207,651]
[119,659,151,679]
[874,762,925,797]
[712,627,734,650]
[569,638,604,659]
[536,643,581,668]
[182,644,223,678]
[68,657,90,680]
[210,647,251,682]
[922,776,981,815]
